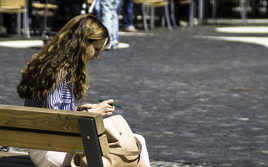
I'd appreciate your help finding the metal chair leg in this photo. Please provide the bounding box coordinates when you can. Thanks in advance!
[17,13,22,36]
[198,0,204,24]
[25,1,31,38]
[170,0,177,27]
[24,8,30,39]
[161,15,165,27]
[164,2,172,30]
[42,0,49,39]
[150,6,155,29]
[189,0,195,27]
[211,0,217,22]
[240,0,247,24]
[88,0,97,13]
[142,3,148,30]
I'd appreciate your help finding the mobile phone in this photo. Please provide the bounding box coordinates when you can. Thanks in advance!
[98,99,123,109]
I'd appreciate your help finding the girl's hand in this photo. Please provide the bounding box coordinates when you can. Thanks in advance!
[78,99,115,116]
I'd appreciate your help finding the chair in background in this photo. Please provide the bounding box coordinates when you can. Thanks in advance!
[133,0,148,30]
[177,0,197,27]
[147,0,172,30]
[134,0,172,30]
[86,0,97,13]
[169,0,205,27]
[0,0,30,38]
[211,0,250,24]
[31,0,58,36]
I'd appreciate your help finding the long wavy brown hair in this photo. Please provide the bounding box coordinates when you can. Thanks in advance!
[17,14,110,101]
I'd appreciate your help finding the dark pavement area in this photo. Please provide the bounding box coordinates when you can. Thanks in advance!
[1,25,268,167]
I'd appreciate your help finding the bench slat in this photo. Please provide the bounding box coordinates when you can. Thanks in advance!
[0,128,84,153]
[0,105,105,135]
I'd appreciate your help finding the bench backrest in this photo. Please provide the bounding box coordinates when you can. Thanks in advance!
[0,104,109,167]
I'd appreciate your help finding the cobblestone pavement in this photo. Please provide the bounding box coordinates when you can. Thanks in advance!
[151,161,214,167]
[1,25,268,167]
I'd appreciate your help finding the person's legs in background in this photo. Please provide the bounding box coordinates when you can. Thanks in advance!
[100,0,120,49]
[95,0,101,20]
[122,0,137,32]
[117,0,131,49]
[112,0,120,48]
[116,0,121,44]
[53,0,83,31]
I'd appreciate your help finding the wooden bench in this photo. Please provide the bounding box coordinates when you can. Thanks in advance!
[0,104,109,167]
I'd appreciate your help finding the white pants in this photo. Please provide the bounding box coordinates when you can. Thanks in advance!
[134,134,151,167]
[29,134,151,167]
[29,150,72,167]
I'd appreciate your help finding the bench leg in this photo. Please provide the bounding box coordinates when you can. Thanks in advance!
[79,117,104,167]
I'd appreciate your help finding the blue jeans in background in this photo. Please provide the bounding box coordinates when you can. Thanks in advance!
[100,0,121,49]
[122,0,134,28]
[95,0,101,20]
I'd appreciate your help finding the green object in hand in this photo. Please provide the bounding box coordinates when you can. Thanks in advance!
[98,99,123,109]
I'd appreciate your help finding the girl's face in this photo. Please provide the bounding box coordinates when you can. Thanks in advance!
[86,38,106,62]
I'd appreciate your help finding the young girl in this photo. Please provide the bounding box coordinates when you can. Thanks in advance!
[17,14,151,167]
[17,14,114,116]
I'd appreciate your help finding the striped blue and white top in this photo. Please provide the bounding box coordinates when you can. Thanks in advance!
[24,74,75,111]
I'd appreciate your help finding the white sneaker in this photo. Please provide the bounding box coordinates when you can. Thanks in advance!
[117,42,130,49]
[123,26,137,32]
[179,20,188,27]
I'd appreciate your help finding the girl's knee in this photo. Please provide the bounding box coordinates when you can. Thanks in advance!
[134,134,146,145]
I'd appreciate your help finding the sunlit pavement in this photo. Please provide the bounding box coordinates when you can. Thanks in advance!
[1,24,268,167]
[197,26,268,48]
